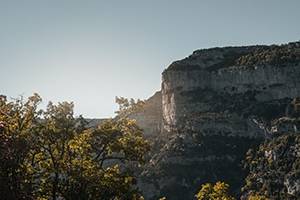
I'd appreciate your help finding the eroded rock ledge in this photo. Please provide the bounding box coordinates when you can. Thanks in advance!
[140,41,300,200]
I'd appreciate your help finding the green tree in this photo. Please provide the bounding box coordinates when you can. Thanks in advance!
[23,101,92,199]
[195,182,235,200]
[115,96,145,119]
[0,94,150,200]
[0,93,42,199]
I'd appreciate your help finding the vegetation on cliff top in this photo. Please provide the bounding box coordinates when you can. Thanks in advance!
[166,41,300,72]
[236,42,300,67]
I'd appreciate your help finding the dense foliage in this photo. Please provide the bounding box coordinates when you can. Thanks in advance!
[236,42,300,66]
[0,94,149,200]
[243,133,300,200]
[195,181,269,200]
[195,182,235,200]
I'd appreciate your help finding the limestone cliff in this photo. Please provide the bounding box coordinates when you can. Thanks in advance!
[129,91,162,138]
[162,42,300,133]
[140,42,300,199]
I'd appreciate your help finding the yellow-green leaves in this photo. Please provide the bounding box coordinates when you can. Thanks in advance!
[195,182,235,200]
[248,194,269,200]
[0,94,150,200]
[0,94,42,199]
[93,118,150,165]
[115,96,145,119]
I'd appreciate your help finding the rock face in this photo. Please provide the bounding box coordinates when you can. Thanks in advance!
[140,42,300,199]
[162,43,300,133]
[242,100,300,200]
[243,131,300,200]
[129,91,162,138]
[87,92,162,138]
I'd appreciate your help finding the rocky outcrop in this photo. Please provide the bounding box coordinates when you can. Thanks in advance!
[129,91,162,138]
[241,99,300,199]
[243,131,300,200]
[87,92,162,138]
[162,43,300,133]
[140,42,300,199]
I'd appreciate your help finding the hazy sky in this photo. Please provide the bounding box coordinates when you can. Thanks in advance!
[1,0,300,118]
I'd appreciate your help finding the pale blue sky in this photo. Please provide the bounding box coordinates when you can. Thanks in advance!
[1,0,300,118]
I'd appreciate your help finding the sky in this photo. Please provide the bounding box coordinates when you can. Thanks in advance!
[1,0,300,118]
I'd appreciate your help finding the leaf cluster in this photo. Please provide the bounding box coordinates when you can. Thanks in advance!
[0,94,149,200]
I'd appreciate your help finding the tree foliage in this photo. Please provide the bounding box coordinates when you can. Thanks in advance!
[0,93,42,199]
[236,42,300,66]
[0,94,149,200]
[242,133,300,200]
[115,96,145,119]
[195,181,235,200]
[247,193,269,200]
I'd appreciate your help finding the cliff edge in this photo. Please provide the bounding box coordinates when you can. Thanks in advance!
[140,41,300,200]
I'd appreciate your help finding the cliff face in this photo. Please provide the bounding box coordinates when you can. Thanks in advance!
[129,91,162,138]
[162,43,300,133]
[140,42,300,200]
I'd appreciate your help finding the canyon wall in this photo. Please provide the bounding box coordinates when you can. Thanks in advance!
[141,42,300,200]
[162,44,300,134]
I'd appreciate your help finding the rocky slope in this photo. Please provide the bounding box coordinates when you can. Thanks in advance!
[242,98,300,200]
[139,42,300,199]
[128,91,162,138]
